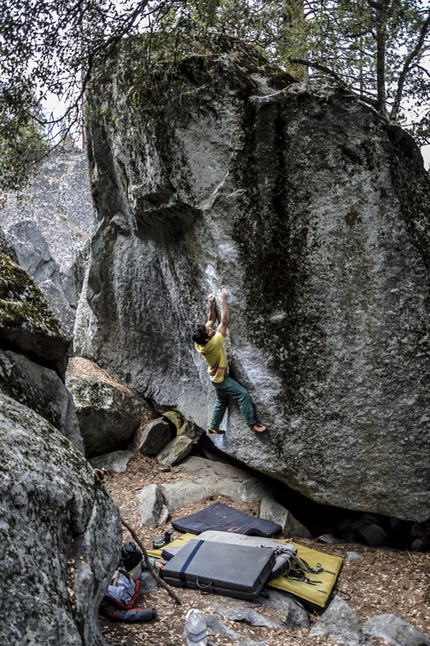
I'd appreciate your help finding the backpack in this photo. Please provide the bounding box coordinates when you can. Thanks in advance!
[100,566,157,623]
[104,568,141,610]
[120,541,143,580]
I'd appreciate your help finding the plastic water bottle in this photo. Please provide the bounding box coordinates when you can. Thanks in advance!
[185,608,207,646]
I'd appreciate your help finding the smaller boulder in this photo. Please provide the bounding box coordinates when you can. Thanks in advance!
[157,435,194,466]
[66,357,155,457]
[363,614,430,646]
[309,596,369,646]
[138,417,172,455]
[260,496,311,539]
[161,456,277,510]
[358,523,388,547]
[0,253,70,379]
[283,597,311,630]
[263,590,310,629]
[0,349,83,452]
[138,484,165,528]
[238,477,271,503]
[162,410,202,440]
[90,450,135,473]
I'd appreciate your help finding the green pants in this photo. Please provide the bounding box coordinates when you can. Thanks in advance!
[209,374,256,429]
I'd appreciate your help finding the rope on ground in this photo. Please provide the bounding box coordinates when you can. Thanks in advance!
[120,515,182,605]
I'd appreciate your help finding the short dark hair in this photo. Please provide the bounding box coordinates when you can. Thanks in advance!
[192,325,208,345]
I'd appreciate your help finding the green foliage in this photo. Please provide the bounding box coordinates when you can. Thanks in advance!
[0,86,48,189]
[0,0,429,184]
[168,0,430,143]
[0,0,160,188]
[297,0,430,133]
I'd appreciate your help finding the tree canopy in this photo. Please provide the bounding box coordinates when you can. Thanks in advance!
[0,0,429,188]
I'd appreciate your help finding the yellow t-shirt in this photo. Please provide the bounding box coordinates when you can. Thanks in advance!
[194,331,228,383]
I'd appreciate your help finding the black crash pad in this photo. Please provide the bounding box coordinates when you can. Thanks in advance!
[171,502,282,537]
[161,538,276,600]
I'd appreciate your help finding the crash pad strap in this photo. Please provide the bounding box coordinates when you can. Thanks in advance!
[179,539,204,584]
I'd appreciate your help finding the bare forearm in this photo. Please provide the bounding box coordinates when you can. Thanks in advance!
[220,294,229,327]
[207,294,217,326]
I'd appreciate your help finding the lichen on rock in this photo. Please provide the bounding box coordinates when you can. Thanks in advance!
[0,392,121,645]
[0,253,65,336]
[0,253,70,378]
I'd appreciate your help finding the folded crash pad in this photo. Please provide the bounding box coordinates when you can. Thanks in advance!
[160,537,276,601]
[171,502,282,537]
[162,530,297,579]
[150,532,343,608]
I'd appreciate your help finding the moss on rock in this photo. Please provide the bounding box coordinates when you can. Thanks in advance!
[0,253,66,338]
[90,31,296,127]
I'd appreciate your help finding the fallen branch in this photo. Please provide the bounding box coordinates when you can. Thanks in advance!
[120,515,182,605]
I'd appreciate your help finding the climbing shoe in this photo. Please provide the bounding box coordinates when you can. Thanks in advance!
[207,427,225,435]
[152,532,172,549]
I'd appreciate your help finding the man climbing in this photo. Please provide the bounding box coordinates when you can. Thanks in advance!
[192,289,266,435]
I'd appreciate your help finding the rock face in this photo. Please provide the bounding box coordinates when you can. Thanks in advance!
[0,392,122,646]
[310,597,430,646]
[0,348,83,451]
[0,251,85,453]
[75,34,430,522]
[1,147,95,336]
[0,239,122,645]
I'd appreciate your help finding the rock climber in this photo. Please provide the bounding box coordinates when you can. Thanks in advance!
[192,288,266,435]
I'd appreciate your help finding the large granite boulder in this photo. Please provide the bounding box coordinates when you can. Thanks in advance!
[1,147,95,336]
[0,240,120,643]
[0,392,122,646]
[75,34,430,522]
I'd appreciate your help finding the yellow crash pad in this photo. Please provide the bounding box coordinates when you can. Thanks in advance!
[268,541,343,608]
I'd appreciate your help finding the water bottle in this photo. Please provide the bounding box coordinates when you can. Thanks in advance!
[185,608,207,646]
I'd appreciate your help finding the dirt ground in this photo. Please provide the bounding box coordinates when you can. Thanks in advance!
[98,454,430,646]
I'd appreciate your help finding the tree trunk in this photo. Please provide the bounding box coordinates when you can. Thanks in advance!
[283,0,308,78]
[373,0,390,117]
